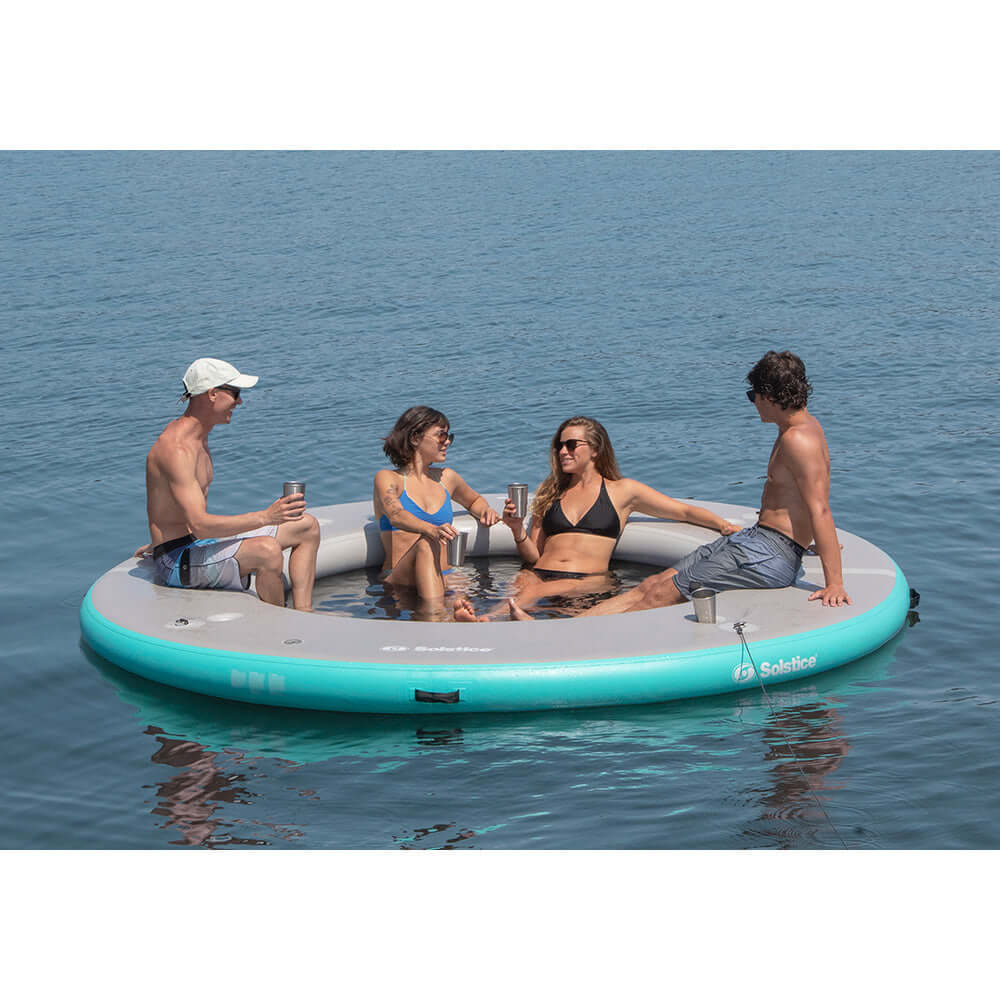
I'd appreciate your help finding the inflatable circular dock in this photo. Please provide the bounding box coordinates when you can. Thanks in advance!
[80,495,910,714]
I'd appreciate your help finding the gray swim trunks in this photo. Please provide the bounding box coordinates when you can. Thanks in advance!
[670,523,805,600]
[152,525,279,592]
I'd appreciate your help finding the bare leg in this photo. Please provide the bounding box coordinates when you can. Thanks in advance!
[378,584,453,623]
[276,514,320,611]
[474,569,547,620]
[481,570,618,622]
[385,536,446,600]
[413,595,451,622]
[506,577,602,620]
[455,567,595,623]
[235,536,286,607]
[576,568,687,617]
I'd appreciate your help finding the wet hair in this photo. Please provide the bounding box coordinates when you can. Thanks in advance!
[532,416,623,518]
[746,350,813,411]
[382,406,449,469]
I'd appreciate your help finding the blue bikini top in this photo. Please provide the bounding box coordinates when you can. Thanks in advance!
[378,475,453,531]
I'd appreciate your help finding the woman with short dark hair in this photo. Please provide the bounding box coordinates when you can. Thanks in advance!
[373,406,498,615]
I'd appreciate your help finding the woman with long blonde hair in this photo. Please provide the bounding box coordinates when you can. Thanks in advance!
[455,415,738,621]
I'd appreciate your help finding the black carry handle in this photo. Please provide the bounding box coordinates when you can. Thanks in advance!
[415,689,460,704]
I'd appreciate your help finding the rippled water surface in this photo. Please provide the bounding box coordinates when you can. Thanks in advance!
[313,556,646,620]
[3,151,999,849]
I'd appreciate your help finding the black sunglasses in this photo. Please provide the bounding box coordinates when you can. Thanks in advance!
[216,384,242,400]
[431,430,455,445]
[746,389,756,403]
[558,438,589,453]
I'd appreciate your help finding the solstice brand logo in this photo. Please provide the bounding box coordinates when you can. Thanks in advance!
[760,654,818,677]
[733,654,819,683]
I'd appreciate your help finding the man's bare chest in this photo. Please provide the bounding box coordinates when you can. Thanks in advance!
[764,440,795,490]
[195,451,214,493]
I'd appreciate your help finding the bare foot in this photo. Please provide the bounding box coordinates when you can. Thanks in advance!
[453,597,488,623]
[508,598,533,621]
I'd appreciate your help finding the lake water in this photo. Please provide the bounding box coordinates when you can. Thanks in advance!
[3,151,999,851]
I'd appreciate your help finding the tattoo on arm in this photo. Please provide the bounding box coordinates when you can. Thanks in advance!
[381,484,403,517]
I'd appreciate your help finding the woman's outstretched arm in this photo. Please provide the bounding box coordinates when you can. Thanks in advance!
[624,479,740,534]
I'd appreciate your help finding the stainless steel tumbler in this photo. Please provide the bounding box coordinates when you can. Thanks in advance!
[283,481,306,517]
[691,587,717,624]
[507,483,528,518]
[447,531,468,567]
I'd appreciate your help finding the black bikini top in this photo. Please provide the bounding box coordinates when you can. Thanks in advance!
[541,479,622,540]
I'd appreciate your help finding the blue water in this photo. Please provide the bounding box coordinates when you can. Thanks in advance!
[3,151,999,849]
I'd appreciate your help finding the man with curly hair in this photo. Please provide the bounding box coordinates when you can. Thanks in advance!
[574,350,851,616]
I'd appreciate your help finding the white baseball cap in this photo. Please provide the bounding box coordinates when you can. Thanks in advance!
[181,358,259,398]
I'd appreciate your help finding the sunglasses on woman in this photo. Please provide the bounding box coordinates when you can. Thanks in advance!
[557,438,589,453]
[429,430,455,445]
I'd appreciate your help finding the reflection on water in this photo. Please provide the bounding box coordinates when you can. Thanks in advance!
[747,702,854,849]
[144,727,305,848]
[84,626,910,849]
[138,698,860,849]
[145,727,263,847]
[394,822,479,850]
[415,727,465,747]
[742,590,919,846]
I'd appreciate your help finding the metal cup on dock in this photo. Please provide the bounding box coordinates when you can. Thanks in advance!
[507,483,528,519]
[691,587,717,624]
[283,481,306,517]
[447,531,469,567]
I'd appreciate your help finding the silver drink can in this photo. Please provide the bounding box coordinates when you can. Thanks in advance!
[691,587,717,624]
[507,483,528,519]
[283,481,306,517]
[447,531,468,567]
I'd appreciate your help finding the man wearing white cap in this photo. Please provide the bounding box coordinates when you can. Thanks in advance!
[135,358,319,610]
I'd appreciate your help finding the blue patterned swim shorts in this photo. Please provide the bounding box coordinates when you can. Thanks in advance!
[152,525,279,592]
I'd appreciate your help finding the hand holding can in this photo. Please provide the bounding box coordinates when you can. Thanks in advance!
[283,481,306,518]
[507,483,528,519]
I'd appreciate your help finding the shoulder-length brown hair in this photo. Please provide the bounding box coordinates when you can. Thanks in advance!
[532,416,622,518]
[382,406,449,469]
